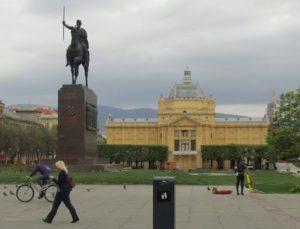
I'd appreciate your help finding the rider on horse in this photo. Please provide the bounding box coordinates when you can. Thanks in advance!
[62,19,90,68]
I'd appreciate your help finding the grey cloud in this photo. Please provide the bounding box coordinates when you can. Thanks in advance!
[1,0,300,111]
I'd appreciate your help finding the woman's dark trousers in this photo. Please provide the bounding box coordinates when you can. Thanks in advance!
[45,191,78,222]
[236,174,245,194]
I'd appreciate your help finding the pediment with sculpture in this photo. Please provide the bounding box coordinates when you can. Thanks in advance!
[168,115,202,127]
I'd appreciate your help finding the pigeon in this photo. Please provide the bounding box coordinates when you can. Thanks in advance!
[3,192,8,197]
[4,186,7,189]
[207,187,211,191]
[123,185,126,190]
[86,188,91,192]
[9,190,15,195]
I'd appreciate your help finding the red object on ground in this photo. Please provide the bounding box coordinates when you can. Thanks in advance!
[165,161,177,170]
[212,187,232,195]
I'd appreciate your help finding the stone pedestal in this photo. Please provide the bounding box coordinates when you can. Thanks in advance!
[57,84,98,164]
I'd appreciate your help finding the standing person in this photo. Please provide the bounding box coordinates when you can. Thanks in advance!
[235,160,246,195]
[43,160,79,224]
[29,160,52,198]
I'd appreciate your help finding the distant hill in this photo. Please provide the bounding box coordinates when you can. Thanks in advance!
[10,104,249,132]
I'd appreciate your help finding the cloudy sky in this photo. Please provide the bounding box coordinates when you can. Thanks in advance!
[0,0,299,117]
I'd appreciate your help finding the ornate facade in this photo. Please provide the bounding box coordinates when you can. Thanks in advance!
[106,67,268,170]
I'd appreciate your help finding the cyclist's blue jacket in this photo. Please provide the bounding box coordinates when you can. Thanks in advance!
[30,164,52,177]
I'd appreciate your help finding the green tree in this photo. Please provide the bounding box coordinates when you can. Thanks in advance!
[268,87,300,160]
[0,122,58,164]
[268,128,299,160]
[202,144,268,169]
[202,145,226,169]
[97,144,168,168]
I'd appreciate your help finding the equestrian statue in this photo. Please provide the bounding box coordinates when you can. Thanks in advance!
[62,18,90,87]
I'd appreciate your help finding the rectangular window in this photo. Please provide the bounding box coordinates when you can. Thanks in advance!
[174,130,179,137]
[181,130,189,137]
[191,140,196,151]
[174,140,179,151]
[181,141,189,151]
[191,130,196,137]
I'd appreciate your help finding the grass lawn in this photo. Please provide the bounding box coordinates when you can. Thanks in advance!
[251,170,300,193]
[1,165,299,193]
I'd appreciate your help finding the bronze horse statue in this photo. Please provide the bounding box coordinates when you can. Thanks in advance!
[69,38,89,87]
[63,19,90,87]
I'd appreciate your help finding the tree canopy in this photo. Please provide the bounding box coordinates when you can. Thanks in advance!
[0,123,57,164]
[202,144,268,169]
[98,144,168,168]
[267,87,300,160]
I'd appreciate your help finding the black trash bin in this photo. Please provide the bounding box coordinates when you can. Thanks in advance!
[153,176,175,229]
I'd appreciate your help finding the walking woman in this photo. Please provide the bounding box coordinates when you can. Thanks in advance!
[43,160,79,224]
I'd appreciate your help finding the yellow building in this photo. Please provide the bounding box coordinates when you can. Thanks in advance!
[106,67,268,170]
[37,107,58,129]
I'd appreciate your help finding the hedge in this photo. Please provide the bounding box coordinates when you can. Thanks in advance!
[98,144,168,168]
[201,144,268,169]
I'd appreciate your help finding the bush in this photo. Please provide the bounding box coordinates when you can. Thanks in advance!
[289,184,300,193]
[202,144,268,169]
[98,144,168,168]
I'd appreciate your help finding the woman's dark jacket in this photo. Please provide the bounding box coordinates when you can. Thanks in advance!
[236,162,246,176]
[53,170,71,193]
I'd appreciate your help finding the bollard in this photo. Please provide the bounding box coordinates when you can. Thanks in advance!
[153,177,175,229]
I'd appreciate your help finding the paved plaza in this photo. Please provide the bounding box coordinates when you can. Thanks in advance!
[1,184,300,229]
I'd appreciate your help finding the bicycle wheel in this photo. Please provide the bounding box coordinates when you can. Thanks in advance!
[44,184,57,203]
[16,184,34,202]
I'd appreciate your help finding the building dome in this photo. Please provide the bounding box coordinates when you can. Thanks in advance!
[168,66,205,99]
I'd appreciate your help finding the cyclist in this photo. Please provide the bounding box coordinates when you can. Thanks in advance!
[28,160,52,199]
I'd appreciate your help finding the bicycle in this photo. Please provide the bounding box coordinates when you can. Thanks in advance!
[16,177,57,203]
